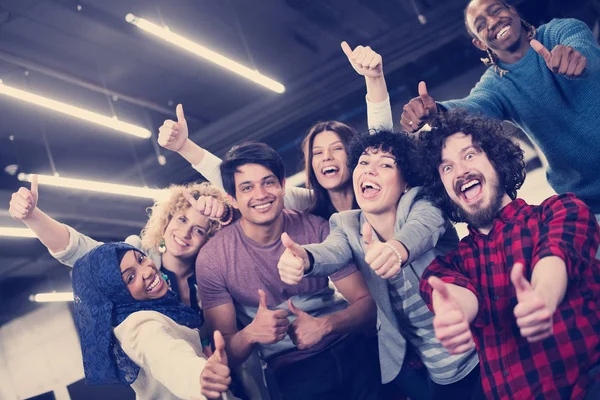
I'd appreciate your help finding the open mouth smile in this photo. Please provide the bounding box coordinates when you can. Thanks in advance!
[321,165,340,177]
[458,179,483,202]
[360,180,381,199]
[146,274,163,292]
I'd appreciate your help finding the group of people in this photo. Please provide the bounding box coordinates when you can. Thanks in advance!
[8,1,600,399]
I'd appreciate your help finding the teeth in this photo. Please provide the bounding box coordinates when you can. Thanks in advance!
[147,275,160,291]
[322,166,338,174]
[460,180,480,192]
[361,181,381,190]
[173,236,188,247]
[254,202,271,210]
[497,26,509,39]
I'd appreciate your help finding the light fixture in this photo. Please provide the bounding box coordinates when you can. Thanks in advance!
[125,13,285,94]
[0,80,151,139]
[0,227,37,238]
[29,292,74,303]
[18,173,164,200]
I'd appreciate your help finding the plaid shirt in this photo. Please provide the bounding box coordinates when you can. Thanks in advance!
[420,194,600,400]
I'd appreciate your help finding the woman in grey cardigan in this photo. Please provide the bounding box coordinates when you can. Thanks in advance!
[277,130,482,400]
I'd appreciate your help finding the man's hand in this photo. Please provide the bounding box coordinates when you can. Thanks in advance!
[244,290,289,345]
[531,40,587,77]
[288,299,328,350]
[400,81,437,133]
[182,190,226,220]
[200,330,232,399]
[9,175,38,221]
[278,232,310,285]
[511,263,554,342]
[341,41,383,79]
[429,277,475,355]
[158,103,189,152]
[362,223,402,279]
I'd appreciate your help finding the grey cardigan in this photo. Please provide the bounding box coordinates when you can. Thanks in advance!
[304,187,467,384]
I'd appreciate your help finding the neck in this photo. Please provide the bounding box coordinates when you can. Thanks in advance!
[476,194,513,235]
[328,184,355,212]
[494,30,532,64]
[160,252,195,280]
[363,207,398,241]
[239,213,285,245]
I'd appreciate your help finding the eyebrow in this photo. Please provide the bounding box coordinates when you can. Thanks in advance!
[121,267,133,276]
[441,145,478,165]
[474,3,501,26]
[313,140,343,150]
[237,174,277,188]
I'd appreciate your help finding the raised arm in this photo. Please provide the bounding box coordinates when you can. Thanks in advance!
[8,176,101,266]
[341,41,393,131]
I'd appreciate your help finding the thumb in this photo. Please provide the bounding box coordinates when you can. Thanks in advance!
[258,289,268,310]
[428,276,451,304]
[362,222,379,246]
[530,40,551,64]
[341,41,353,58]
[510,263,533,299]
[288,299,303,316]
[31,174,38,198]
[212,330,227,364]
[176,103,186,123]
[418,81,429,97]
[281,232,304,257]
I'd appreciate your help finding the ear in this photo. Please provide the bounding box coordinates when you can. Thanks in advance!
[472,37,487,52]
[281,177,286,194]
[227,193,239,210]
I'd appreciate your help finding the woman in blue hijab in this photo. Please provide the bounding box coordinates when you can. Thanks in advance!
[72,241,235,400]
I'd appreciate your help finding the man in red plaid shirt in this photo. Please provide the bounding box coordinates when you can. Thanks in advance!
[417,109,600,399]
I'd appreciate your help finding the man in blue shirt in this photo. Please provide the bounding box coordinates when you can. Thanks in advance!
[400,0,600,226]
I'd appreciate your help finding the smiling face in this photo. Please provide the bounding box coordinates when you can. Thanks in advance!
[352,147,406,215]
[230,163,285,227]
[466,0,524,54]
[162,206,211,261]
[311,130,351,191]
[438,132,511,230]
[120,250,169,301]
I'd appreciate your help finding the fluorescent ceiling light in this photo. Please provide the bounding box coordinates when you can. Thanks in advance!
[30,292,74,303]
[0,227,37,238]
[18,173,164,200]
[0,80,151,139]
[125,13,285,94]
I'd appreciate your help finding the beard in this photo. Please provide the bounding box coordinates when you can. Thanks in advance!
[456,179,505,229]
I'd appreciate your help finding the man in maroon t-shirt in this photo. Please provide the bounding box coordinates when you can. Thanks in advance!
[196,142,382,399]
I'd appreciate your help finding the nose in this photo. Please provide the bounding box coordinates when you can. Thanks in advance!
[141,264,153,280]
[488,16,501,32]
[254,184,268,199]
[323,148,333,161]
[182,225,193,239]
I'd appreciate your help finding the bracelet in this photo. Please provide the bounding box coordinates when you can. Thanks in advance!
[384,242,403,269]
[216,203,234,226]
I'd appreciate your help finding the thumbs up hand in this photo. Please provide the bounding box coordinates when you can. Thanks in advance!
[182,190,227,220]
[244,290,290,345]
[363,223,403,279]
[341,41,383,79]
[278,232,310,285]
[400,81,437,133]
[428,276,475,355]
[200,330,232,399]
[511,263,554,342]
[531,39,587,77]
[9,175,39,221]
[288,299,328,350]
[158,103,189,152]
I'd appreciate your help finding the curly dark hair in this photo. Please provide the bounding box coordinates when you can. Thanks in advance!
[348,130,422,189]
[419,109,525,223]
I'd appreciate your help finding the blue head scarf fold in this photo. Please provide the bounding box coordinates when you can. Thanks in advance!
[71,242,203,386]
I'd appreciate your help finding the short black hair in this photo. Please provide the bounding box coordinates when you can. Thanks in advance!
[419,109,525,222]
[220,142,286,198]
[348,130,422,189]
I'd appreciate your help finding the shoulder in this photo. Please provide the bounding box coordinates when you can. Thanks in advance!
[329,210,362,230]
[284,208,326,227]
[539,193,591,214]
[541,18,588,33]
[114,310,173,337]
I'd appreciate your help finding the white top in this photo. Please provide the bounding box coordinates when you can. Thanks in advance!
[115,310,237,400]
[192,95,394,210]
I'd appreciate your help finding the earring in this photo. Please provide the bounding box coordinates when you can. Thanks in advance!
[158,238,167,254]
[403,186,410,194]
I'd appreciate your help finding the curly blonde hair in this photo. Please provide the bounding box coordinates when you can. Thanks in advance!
[140,182,229,251]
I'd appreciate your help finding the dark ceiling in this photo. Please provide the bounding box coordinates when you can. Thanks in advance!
[0,0,595,325]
